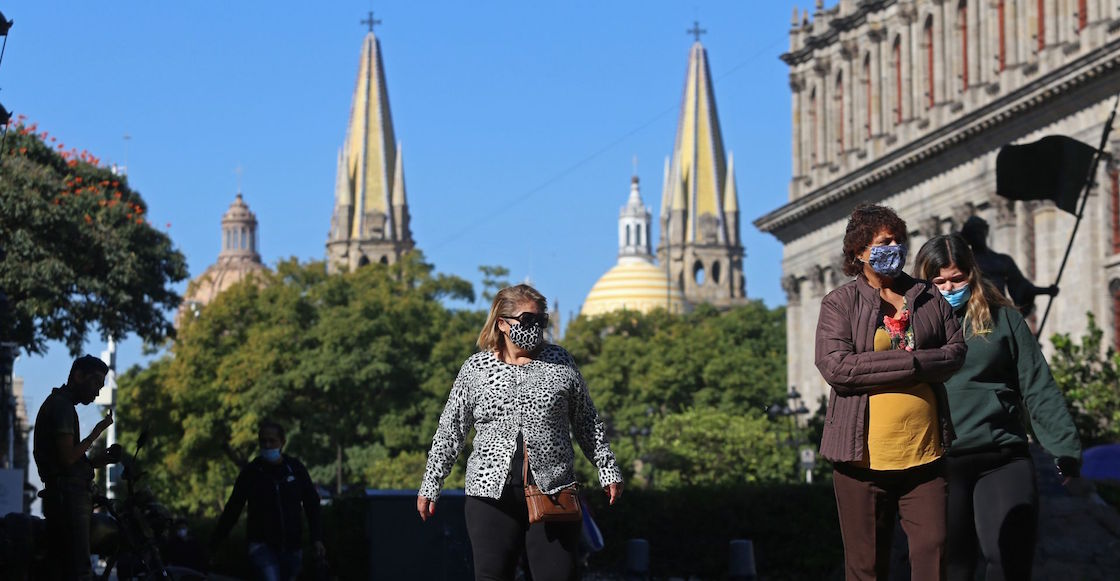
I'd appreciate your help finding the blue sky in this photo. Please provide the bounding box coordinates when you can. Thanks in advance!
[5,0,798,488]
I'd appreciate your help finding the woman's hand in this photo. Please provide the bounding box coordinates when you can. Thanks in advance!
[416,495,437,521]
[605,482,623,505]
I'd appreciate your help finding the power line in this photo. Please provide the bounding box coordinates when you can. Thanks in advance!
[428,34,787,252]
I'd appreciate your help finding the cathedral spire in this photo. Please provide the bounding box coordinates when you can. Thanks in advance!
[327,24,415,273]
[656,31,746,308]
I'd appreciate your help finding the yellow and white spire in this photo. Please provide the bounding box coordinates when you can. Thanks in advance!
[657,26,746,308]
[327,19,414,273]
[660,36,737,246]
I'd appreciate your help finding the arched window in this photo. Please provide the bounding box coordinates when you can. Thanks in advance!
[958,0,968,91]
[240,228,247,250]
[998,0,1007,71]
[1037,0,1046,51]
[893,36,903,124]
[636,224,643,247]
[810,88,819,165]
[863,54,872,139]
[835,72,845,152]
[924,16,935,109]
[626,224,631,246]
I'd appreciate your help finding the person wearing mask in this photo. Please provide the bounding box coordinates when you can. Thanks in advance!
[915,233,1081,581]
[815,204,966,581]
[210,421,324,581]
[34,355,123,581]
[417,284,623,581]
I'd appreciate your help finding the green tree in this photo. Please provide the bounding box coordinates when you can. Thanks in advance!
[565,301,789,485]
[116,254,478,515]
[0,120,188,353]
[644,407,798,488]
[477,265,511,304]
[1049,312,1120,445]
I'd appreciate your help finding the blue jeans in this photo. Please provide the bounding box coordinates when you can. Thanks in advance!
[247,542,302,581]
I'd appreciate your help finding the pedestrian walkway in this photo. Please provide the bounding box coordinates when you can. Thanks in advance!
[1032,444,1120,580]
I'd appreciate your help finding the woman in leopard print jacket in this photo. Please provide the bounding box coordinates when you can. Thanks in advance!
[417,284,623,581]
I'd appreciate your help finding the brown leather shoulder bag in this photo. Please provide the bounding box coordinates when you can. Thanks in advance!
[523,446,582,524]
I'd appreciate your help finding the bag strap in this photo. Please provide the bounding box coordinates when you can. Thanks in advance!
[522,438,530,486]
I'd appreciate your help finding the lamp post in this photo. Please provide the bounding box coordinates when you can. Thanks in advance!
[769,386,812,483]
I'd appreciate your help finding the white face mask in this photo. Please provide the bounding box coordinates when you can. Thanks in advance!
[260,447,282,463]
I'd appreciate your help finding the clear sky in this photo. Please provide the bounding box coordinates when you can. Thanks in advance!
[5,0,799,492]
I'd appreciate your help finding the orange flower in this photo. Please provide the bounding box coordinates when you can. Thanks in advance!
[138,218,145,225]
[99,200,107,207]
[74,177,82,184]
[18,147,26,154]
[108,200,118,208]
[84,214,92,224]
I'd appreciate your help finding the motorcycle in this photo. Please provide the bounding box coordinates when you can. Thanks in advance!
[90,430,207,580]
[0,431,206,580]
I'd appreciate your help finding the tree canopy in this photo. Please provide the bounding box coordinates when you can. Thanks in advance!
[0,119,188,354]
[117,265,794,514]
[117,255,477,514]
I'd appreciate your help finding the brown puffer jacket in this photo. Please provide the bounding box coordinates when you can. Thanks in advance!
[815,273,966,463]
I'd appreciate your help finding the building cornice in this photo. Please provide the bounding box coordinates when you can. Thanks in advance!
[756,37,1120,243]
[781,0,897,65]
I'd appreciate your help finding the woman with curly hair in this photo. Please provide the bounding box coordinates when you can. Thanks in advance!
[815,204,966,581]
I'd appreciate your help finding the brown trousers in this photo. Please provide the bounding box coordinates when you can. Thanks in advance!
[833,459,946,581]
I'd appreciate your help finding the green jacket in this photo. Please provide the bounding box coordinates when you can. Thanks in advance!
[945,304,1080,460]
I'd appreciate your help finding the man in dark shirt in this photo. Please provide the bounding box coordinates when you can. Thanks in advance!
[33,355,122,580]
[210,421,324,581]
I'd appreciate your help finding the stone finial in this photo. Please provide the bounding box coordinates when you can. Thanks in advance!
[792,7,799,26]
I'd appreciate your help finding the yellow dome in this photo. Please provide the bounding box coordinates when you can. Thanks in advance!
[581,260,685,317]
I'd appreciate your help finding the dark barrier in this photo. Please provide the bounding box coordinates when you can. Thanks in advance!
[361,489,472,580]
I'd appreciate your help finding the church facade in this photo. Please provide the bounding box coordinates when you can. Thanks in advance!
[756,0,1120,412]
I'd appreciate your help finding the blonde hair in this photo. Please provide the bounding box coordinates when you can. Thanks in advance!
[915,234,1014,337]
[477,284,548,352]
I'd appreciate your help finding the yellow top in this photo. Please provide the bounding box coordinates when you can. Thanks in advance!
[582,260,685,317]
[860,328,943,470]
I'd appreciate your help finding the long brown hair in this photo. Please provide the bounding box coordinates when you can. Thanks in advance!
[477,284,548,352]
[915,233,1013,336]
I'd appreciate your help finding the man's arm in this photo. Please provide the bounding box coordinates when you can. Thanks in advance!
[54,409,113,468]
[210,469,250,549]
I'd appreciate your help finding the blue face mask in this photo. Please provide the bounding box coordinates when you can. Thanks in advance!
[941,284,971,309]
[260,447,282,463]
[865,244,907,277]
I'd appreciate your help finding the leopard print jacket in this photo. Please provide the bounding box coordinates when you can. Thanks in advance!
[418,344,622,501]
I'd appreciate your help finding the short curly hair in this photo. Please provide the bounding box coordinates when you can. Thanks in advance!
[841,204,909,277]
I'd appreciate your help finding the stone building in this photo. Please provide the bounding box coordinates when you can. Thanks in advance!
[582,175,686,316]
[658,37,748,310]
[326,29,414,273]
[180,193,266,324]
[755,0,1120,412]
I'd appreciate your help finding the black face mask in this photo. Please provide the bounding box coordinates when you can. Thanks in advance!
[507,321,544,351]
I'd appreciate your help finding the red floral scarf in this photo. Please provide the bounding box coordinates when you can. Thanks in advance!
[881,304,914,352]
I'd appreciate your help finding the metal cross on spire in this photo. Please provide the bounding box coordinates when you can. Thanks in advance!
[686,20,707,42]
[235,164,243,194]
[361,10,381,33]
